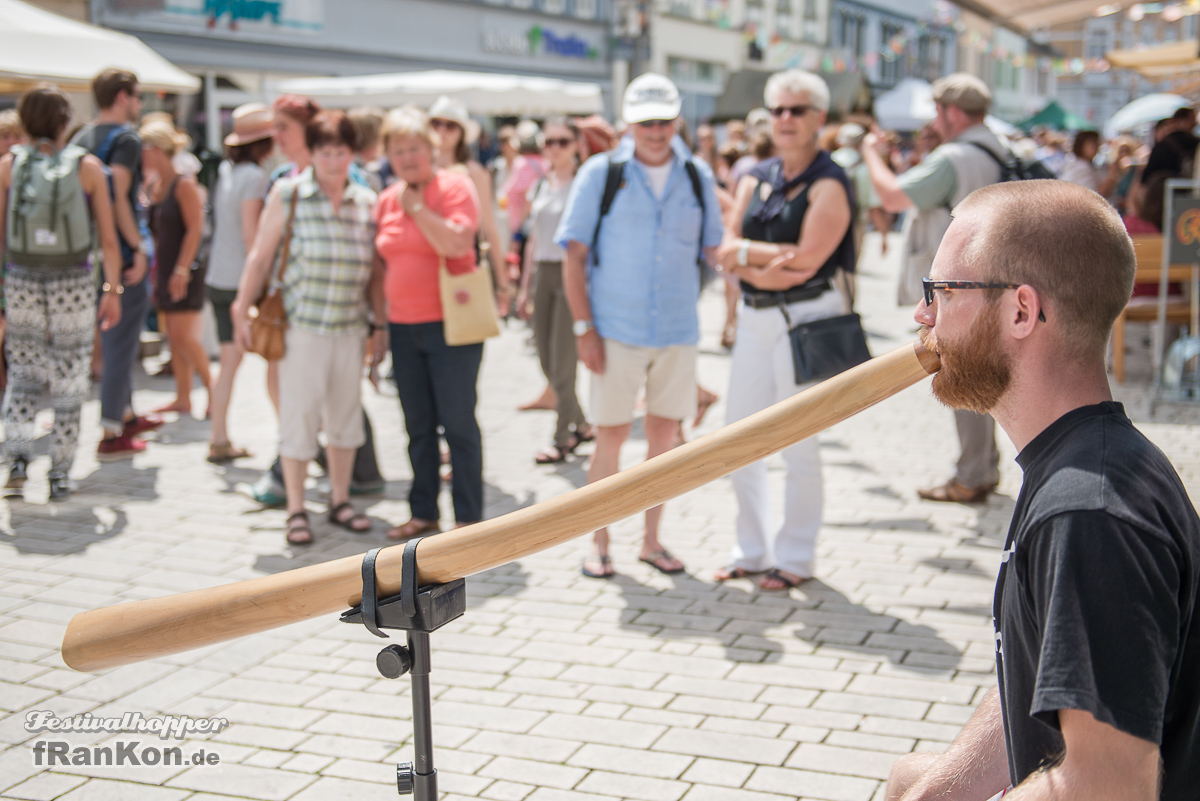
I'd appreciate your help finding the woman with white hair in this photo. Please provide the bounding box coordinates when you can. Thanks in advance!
[140,119,210,418]
[715,69,856,590]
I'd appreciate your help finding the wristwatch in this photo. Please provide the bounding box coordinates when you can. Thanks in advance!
[101,282,125,295]
[572,319,595,337]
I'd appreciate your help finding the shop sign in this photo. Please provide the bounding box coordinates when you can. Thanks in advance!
[481,21,600,60]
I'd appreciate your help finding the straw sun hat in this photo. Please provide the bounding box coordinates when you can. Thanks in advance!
[224,103,274,147]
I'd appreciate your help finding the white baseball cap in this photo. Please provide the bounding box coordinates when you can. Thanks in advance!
[623,73,682,125]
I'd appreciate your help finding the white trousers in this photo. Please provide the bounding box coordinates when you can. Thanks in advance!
[725,289,845,577]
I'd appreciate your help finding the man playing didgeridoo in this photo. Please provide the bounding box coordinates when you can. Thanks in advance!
[887,179,1200,801]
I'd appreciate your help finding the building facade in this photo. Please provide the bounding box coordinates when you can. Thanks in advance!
[1046,8,1199,129]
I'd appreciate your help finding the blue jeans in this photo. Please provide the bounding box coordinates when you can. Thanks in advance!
[99,276,150,432]
[389,322,483,524]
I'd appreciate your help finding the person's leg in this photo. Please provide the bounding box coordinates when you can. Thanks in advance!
[721,274,739,349]
[885,753,942,801]
[175,309,212,397]
[209,343,244,447]
[640,413,684,570]
[160,312,195,412]
[545,264,586,446]
[266,359,280,416]
[46,270,96,482]
[351,409,385,490]
[390,323,441,523]
[277,328,326,542]
[586,422,631,570]
[639,344,696,572]
[99,276,150,436]
[3,271,49,470]
[281,456,309,517]
[319,332,368,527]
[426,330,484,524]
[724,306,777,574]
[953,410,1000,489]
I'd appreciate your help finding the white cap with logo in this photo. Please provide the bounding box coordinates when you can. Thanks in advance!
[622,73,682,125]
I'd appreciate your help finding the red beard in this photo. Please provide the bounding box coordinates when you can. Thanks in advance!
[919,304,1012,414]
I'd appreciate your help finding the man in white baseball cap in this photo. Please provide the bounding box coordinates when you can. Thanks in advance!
[554,72,724,579]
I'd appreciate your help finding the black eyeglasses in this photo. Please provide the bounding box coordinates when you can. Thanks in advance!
[543,137,575,147]
[922,278,1046,322]
[769,105,814,118]
[636,119,674,129]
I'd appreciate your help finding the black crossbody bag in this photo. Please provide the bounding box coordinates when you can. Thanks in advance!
[779,304,871,384]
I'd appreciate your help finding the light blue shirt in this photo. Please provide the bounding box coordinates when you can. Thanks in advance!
[555,135,725,348]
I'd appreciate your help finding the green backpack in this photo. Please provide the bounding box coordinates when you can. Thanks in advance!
[6,142,93,268]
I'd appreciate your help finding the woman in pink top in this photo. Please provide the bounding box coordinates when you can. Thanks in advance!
[375,106,484,540]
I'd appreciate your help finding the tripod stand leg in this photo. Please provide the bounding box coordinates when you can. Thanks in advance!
[409,630,437,800]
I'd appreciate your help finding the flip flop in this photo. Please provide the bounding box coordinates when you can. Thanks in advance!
[328,501,371,533]
[581,554,613,578]
[713,565,752,582]
[639,549,685,575]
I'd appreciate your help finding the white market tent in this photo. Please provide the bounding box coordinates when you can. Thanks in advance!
[273,69,604,116]
[0,0,199,94]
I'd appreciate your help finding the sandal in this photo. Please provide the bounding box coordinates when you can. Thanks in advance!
[713,565,752,582]
[285,512,313,545]
[582,554,613,578]
[328,501,371,533]
[573,425,596,444]
[759,568,806,591]
[535,442,574,464]
[208,442,252,463]
[387,517,440,541]
[639,549,686,575]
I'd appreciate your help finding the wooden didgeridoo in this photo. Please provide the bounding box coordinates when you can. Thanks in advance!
[63,340,939,673]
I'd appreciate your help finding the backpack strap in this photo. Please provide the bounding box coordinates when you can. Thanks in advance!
[683,158,707,262]
[94,125,132,166]
[590,155,626,265]
[963,140,1015,172]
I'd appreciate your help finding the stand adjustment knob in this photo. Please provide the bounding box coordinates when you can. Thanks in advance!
[396,761,415,794]
[377,644,412,679]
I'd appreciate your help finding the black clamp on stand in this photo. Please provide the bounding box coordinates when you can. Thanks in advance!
[340,538,466,800]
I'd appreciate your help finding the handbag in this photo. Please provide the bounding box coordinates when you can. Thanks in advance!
[438,257,500,347]
[249,188,298,361]
[781,306,872,385]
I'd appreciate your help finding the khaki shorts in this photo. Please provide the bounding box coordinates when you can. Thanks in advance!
[278,327,366,460]
[589,339,697,426]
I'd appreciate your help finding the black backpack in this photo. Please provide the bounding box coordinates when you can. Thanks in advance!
[591,155,716,289]
[966,141,1057,182]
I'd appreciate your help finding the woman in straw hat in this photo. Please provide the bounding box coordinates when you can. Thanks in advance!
[428,96,512,314]
[140,118,211,420]
[205,103,274,463]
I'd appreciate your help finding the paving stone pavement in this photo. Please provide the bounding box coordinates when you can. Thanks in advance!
[2,232,1200,801]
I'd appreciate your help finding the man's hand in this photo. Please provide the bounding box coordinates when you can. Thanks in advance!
[576,329,605,374]
[124,251,148,285]
[231,298,253,352]
[863,130,889,158]
[515,287,532,321]
[97,293,122,332]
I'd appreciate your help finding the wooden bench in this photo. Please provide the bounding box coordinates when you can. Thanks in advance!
[1111,235,1196,384]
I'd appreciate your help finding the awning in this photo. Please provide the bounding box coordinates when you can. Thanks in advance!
[712,70,870,121]
[1107,39,1200,77]
[271,70,603,116]
[1018,99,1092,131]
[0,0,199,94]
[954,0,1139,33]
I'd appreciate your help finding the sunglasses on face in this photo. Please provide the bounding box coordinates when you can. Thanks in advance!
[429,119,460,131]
[543,137,575,148]
[769,105,814,118]
[636,119,674,129]
[922,278,1046,322]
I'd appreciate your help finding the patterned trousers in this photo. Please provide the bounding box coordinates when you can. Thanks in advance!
[3,265,95,479]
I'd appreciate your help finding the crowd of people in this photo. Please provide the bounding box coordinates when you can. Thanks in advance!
[4,65,1200,799]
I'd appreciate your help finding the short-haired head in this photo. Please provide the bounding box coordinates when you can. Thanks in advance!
[19,83,72,141]
[764,69,830,113]
[952,180,1134,360]
[381,106,437,151]
[92,69,138,110]
[0,108,25,139]
[305,110,359,152]
[273,94,321,127]
[347,107,385,153]
[931,73,990,117]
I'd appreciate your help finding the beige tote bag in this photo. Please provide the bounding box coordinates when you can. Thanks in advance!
[438,255,500,346]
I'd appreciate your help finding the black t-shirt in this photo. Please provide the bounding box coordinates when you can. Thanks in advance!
[71,123,143,249]
[994,402,1200,798]
[1143,129,1200,185]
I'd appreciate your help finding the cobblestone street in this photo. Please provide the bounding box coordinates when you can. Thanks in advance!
[2,233,1198,801]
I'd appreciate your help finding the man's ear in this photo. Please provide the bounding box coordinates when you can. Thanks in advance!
[1009,285,1041,340]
